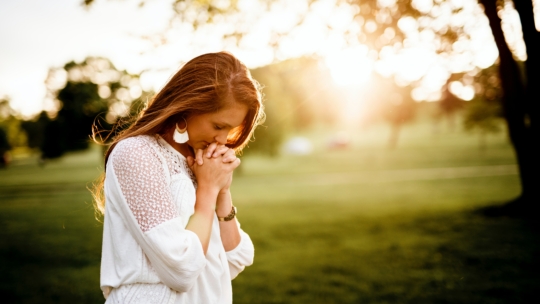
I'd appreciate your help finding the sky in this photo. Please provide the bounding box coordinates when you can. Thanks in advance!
[0,0,531,119]
[1,0,188,117]
[0,0,309,117]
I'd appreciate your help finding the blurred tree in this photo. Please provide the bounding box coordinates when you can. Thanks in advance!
[85,0,538,206]
[90,0,486,136]
[437,74,467,131]
[249,59,309,156]
[461,64,504,149]
[42,57,148,159]
[249,57,339,155]
[0,97,11,120]
[438,88,464,131]
[57,81,107,151]
[385,91,416,149]
[40,117,67,160]
[20,112,50,150]
[464,97,503,150]
[0,97,28,150]
[478,0,539,210]
[85,0,465,71]
[363,74,416,148]
[0,97,12,168]
[0,127,9,168]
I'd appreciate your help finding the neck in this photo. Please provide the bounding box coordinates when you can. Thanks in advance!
[160,130,194,158]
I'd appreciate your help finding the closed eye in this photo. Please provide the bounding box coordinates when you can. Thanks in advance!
[214,125,223,130]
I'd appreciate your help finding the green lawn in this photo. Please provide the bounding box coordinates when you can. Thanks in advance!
[1,122,538,303]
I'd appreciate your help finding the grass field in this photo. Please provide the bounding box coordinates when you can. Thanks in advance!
[1,122,539,303]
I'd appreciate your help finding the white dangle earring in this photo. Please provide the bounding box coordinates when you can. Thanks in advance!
[173,117,189,144]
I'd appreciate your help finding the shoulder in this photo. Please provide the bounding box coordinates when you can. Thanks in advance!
[110,135,162,164]
[114,135,156,154]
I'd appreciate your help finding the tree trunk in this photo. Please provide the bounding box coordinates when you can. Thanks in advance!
[479,0,538,208]
[512,0,540,202]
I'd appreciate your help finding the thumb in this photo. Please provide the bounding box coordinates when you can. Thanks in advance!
[196,149,204,165]
[186,156,195,169]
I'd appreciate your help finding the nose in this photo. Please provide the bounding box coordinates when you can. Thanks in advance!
[214,131,228,145]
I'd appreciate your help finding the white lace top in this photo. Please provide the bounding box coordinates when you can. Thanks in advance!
[100,135,254,304]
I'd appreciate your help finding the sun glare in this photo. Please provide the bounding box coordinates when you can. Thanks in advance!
[325,46,373,86]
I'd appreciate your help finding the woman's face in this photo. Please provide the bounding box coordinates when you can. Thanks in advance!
[185,102,248,150]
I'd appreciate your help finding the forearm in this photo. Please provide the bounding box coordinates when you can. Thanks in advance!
[216,190,241,251]
[186,186,219,254]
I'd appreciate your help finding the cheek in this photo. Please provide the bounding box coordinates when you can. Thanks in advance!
[189,121,214,141]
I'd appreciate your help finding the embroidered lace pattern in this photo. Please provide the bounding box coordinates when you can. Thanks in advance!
[155,135,197,187]
[112,136,178,232]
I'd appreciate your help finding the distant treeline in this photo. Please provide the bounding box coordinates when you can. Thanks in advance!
[0,56,503,163]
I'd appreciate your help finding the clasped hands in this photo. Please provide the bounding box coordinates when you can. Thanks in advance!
[186,142,240,195]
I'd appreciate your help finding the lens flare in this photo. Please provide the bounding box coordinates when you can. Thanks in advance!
[325,46,373,86]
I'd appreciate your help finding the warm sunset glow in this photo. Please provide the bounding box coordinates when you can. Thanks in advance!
[1,0,538,116]
[500,0,528,61]
[449,81,475,101]
[325,46,373,86]
[535,0,540,31]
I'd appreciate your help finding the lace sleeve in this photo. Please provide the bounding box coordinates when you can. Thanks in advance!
[105,137,206,293]
[111,137,177,232]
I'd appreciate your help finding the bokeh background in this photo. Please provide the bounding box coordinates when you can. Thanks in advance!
[1,0,539,303]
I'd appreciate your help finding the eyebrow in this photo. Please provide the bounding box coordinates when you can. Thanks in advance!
[215,121,233,128]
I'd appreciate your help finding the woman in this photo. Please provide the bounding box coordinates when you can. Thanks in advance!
[94,52,264,303]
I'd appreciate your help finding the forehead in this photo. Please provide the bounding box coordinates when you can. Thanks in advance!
[207,102,248,125]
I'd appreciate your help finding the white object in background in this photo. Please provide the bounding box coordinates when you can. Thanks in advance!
[282,137,313,155]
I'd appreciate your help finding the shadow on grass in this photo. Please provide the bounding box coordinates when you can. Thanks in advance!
[2,200,539,303]
[477,195,539,221]
[233,204,540,303]
[0,195,103,304]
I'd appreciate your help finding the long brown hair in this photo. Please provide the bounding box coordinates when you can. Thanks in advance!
[91,52,265,215]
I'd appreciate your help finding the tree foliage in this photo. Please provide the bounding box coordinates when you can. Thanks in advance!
[24,57,151,159]
[462,65,503,135]
[82,1,537,184]
[0,97,27,150]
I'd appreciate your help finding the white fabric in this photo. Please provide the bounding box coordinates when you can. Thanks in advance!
[100,135,254,304]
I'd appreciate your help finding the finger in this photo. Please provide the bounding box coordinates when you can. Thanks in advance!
[186,156,194,168]
[205,142,218,158]
[230,158,241,170]
[196,149,204,165]
[213,145,229,158]
[222,149,237,163]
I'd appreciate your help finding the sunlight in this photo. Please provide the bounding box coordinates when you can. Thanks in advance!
[449,81,475,101]
[325,45,373,86]
[500,0,527,61]
[534,0,540,31]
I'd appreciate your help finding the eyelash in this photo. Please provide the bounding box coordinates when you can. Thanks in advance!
[214,125,222,130]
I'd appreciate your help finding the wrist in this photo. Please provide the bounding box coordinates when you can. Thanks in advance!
[216,191,232,217]
[194,185,220,215]
[216,202,233,218]
[217,205,236,222]
[194,204,215,218]
[218,188,230,196]
[197,183,221,198]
